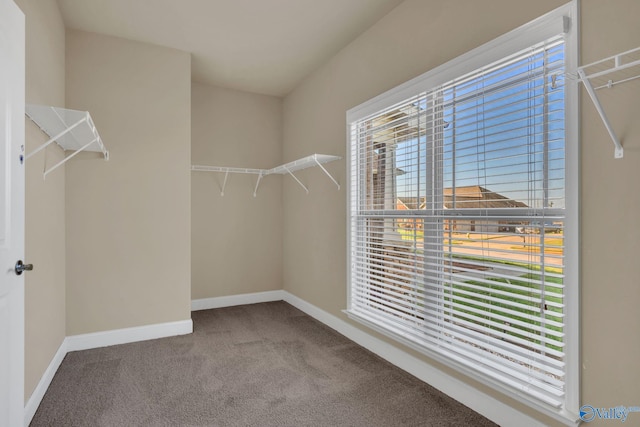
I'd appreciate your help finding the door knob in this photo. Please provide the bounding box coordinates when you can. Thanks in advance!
[15,260,33,275]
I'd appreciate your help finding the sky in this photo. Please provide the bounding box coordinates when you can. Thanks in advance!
[388,41,566,210]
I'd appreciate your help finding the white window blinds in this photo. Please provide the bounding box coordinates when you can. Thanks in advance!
[348,34,569,408]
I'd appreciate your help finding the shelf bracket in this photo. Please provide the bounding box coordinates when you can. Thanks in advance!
[283,166,309,194]
[26,116,87,160]
[577,68,624,159]
[220,170,229,196]
[43,137,98,179]
[253,172,264,198]
[313,157,340,190]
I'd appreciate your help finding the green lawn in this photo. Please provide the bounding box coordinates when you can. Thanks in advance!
[447,272,563,353]
[398,228,463,245]
[448,253,563,275]
[397,228,424,240]
[386,235,564,354]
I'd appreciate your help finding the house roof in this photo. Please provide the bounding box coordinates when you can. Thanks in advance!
[443,185,528,209]
[398,186,528,210]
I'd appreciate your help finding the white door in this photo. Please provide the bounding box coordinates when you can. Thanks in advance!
[0,0,26,426]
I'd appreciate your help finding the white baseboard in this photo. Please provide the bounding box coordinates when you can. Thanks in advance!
[191,290,285,311]
[65,319,193,352]
[24,318,192,426]
[24,339,68,427]
[280,291,546,427]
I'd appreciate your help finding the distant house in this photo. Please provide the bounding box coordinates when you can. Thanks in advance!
[444,185,527,233]
[443,185,528,210]
[396,186,527,232]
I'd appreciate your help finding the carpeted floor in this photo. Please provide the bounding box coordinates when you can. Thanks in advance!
[30,301,498,426]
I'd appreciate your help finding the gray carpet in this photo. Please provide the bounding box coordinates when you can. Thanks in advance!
[30,301,498,426]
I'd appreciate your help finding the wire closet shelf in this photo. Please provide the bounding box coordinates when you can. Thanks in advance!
[575,46,640,159]
[192,153,341,197]
[25,104,109,178]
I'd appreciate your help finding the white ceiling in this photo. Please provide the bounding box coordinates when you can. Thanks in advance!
[56,0,404,97]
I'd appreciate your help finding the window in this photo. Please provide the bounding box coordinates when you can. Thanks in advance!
[347,3,578,422]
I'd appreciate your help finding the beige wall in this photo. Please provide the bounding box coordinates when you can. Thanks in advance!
[16,0,67,403]
[283,0,640,425]
[191,83,283,299]
[580,0,640,418]
[65,30,192,334]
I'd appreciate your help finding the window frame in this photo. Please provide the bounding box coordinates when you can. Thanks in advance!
[346,2,579,424]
